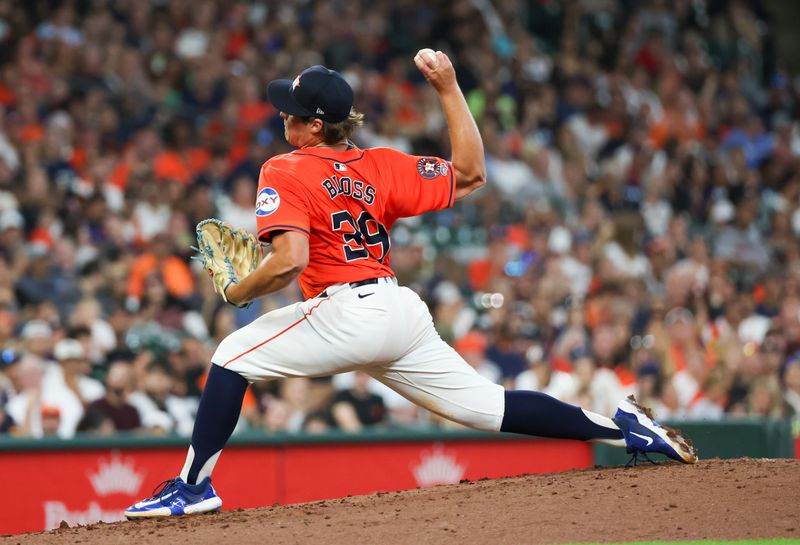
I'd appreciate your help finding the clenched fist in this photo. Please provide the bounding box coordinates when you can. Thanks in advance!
[414,49,457,94]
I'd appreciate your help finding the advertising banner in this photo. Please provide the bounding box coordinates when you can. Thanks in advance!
[0,438,591,535]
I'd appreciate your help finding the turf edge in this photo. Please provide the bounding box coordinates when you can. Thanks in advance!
[561,539,799,545]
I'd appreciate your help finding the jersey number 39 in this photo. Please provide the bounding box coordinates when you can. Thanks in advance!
[331,210,390,263]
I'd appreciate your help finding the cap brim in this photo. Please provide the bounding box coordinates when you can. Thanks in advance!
[267,80,314,117]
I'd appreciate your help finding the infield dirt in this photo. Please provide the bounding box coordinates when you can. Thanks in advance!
[3,458,798,545]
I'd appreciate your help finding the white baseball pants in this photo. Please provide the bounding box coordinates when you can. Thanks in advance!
[212,278,505,432]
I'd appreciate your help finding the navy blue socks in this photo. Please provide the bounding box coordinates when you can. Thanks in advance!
[500,390,623,442]
[181,364,249,484]
[180,374,623,484]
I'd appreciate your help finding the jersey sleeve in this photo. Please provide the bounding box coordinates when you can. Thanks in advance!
[378,148,455,220]
[255,163,311,243]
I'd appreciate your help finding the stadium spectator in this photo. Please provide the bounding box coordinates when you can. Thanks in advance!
[455,330,502,384]
[746,377,784,418]
[129,362,196,436]
[84,360,141,432]
[571,351,622,417]
[39,405,61,437]
[126,234,195,312]
[0,403,13,433]
[276,378,314,433]
[302,410,332,433]
[5,355,51,437]
[18,320,54,360]
[486,325,528,386]
[10,339,106,438]
[432,281,477,343]
[515,344,575,402]
[262,397,291,433]
[331,372,386,432]
[686,371,728,420]
[783,355,800,415]
[0,348,19,432]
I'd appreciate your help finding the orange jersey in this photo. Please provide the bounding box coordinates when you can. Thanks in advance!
[255,146,454,299]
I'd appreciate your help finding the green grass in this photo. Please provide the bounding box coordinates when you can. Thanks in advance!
[571,538,800,545]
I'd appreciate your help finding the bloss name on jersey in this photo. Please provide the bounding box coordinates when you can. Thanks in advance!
[321,174,376,205]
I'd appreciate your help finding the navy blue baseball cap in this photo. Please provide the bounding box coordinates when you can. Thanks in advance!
[267,65,354,123]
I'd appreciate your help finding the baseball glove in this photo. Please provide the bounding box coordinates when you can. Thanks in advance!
[193,219,261,307]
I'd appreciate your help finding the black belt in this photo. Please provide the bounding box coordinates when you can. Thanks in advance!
[318,278,381,298]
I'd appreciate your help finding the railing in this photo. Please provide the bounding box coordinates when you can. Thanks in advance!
[0,426,536,450]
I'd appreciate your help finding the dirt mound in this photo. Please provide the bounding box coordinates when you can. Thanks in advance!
[4,458,798,545]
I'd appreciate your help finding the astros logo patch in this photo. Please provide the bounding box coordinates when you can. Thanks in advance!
[255,187,280,216]
[417,157,443,179]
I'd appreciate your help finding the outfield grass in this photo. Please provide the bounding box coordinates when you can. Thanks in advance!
[570,538,800,545]
[569,538,800,545]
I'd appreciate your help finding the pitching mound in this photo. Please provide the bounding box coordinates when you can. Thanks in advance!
[4,458,798,545]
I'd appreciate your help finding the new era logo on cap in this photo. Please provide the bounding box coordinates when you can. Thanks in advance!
[267,65,354,123]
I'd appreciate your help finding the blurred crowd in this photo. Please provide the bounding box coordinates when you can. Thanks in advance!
[2,0,800,439]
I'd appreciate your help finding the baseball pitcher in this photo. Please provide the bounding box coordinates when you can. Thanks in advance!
[125,50,696,518]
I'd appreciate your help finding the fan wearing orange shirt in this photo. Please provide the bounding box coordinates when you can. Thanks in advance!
[127,51,696,519]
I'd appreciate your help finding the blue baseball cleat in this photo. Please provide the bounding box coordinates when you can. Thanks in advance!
[613,395,698,464]
[124,477,222,519]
